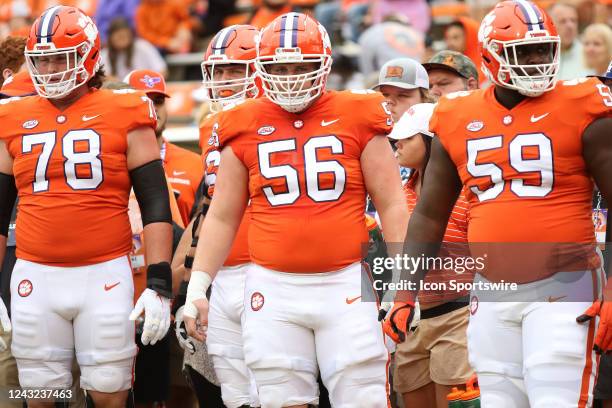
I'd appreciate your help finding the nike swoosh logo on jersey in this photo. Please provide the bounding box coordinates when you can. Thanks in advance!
[104,282,120,291]
[321,119,339,127]
[173,170,187,176]
[530,113,549,122]
[345,296,361,304]
[82,114,101,121]
[547,295,567,303]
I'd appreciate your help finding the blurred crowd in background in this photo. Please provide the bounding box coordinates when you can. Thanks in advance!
[0,0,609,148]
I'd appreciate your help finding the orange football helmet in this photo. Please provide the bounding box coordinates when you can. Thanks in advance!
[25,5,101,99]
[202,24,260,111]
[256,12,332,113]
[478,0,560,97]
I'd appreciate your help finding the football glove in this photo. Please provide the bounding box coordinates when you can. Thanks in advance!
[174,305,196,354]
[380,301,419,343]
[577,300,612,354]
[129,288,172,346]
[0,298,11,352]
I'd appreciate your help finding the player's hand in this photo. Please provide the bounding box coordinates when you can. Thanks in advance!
[129,288,172,346]
[183,271,212,342]
[380,301,419,343]
[577,300,612,354]
[0,299,11,352]
[174,305,196,354]
[184,298,209,343]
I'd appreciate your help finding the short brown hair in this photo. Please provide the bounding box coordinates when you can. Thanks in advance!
[0,36,27,86]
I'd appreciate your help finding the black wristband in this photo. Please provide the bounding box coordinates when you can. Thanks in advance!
[172,280,188,315]
[146,261,173,299]
[184,255,194,269]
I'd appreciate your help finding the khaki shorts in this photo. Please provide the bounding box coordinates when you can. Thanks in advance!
[0,328,20,408]
[393,305,473,393]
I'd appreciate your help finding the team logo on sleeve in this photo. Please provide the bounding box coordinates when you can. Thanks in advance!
[208,123,220,146]
[251,292,265,311]
[18,279,33,297]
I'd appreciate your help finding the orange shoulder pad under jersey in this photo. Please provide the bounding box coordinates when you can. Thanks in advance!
[216,90,393,273]
[0,88,158,266]
[430,79,611,280]
[199,109,251,266]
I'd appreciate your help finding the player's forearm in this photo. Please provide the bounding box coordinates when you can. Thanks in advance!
[378,200,409,242]
[143,222,173,264]
[396,211,448,302]
[191,211,241,280]
[171,218,196,295]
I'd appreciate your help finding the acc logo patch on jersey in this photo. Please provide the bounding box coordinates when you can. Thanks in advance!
[258,126,276,136]
[466,120,484,132]
[22,119,38,129]
[18,279,33,297]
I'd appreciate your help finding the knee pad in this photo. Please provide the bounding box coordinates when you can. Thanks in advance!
[211,355,251,408]
[80,358,133,393]
[478,373,529,408]
[323,360,387,407]
[16,359,72,389]
[255,368,318,408]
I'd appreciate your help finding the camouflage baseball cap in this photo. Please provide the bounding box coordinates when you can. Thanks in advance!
[423,50,479,81]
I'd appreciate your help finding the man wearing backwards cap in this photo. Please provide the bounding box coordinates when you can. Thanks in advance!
[423,50,479,100]
[125,69,204,226]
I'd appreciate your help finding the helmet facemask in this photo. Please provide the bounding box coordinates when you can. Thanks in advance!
[201,59,258,112]
[485,34,560,97]
[256,48,332,113]
[26,41,96,99]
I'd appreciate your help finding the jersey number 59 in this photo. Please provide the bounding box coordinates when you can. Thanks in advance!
[467,132,553,202]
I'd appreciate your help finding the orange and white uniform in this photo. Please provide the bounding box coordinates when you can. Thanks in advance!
[0,88,157,393]
[0,89,156,266]
[431,78,611,408]
[199,112,251,267]
[219,90,392,273]
[431,78,610,282]
[198,110,258,407]
[214,90,394,406]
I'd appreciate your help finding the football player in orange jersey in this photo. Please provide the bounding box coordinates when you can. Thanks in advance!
[173,24,262,408]
[0,6,173,408]
[386,1,612,407]
[184,12,409,407]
